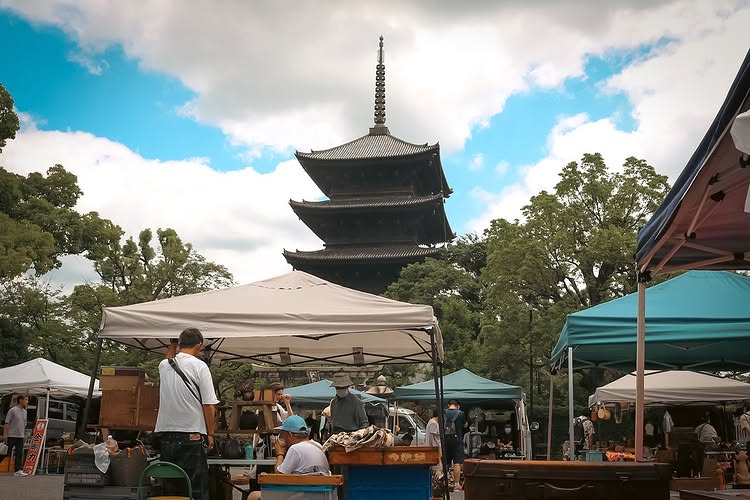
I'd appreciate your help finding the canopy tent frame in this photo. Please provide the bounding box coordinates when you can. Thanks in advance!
[80,270,450,498]
[630,50,750,460]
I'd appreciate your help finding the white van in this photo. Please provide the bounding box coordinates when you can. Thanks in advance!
[387,407,427,446]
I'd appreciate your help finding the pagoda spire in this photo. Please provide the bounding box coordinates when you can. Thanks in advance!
[371,35,388,134]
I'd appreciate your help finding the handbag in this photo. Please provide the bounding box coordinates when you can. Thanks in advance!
[218,436,244,459]
[0,441,8,455]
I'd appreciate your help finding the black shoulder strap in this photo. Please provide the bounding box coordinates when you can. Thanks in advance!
[168,357,203,404]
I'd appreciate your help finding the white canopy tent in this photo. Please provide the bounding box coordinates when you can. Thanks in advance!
[589,370,750,408]
[0,358,101,400]
[98,271,443,366]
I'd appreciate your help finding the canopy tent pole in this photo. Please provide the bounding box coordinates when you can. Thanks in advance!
[431,333,449,500]
[547,374,554,460]
[635,278,646,461]
[568,347,575,460]
[79,338,103,439]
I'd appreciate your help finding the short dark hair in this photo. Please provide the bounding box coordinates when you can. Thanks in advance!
[432,408,439,418]
[267,382,284,392]
[448,400,459,407]
[179,328,204,348]
[402,433,413,442]
[16,395,29,404]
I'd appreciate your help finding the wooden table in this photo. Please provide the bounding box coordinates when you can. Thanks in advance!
[207,458,277,500]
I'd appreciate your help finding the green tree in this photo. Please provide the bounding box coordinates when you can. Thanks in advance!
[0,83,20,153]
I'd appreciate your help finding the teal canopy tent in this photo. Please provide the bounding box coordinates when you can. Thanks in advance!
[284,379,386,407]
[550,271,750,372]
[394,368,523,404]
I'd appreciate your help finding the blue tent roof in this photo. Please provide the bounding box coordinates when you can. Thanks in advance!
[284,379,386,407]
[637,49,750,274]
[394,369,523,403]
[550,271,750,371]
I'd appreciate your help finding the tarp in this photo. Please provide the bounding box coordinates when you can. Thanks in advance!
[394,369,523,404]
[284,380,386,407]
[550,271,750,371]
[589,370,750,408]
[0,358,100,398]
[98,271,442,366]
[637,49,750,275]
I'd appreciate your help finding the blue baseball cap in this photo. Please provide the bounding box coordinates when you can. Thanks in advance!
[275,415,309,434]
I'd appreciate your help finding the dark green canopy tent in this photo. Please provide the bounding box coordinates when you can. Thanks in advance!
[550,271,750,372]
[394,368,523,404]
[284,379,386,407]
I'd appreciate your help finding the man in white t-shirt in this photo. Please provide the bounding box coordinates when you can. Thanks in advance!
[155,328,219,500]
[248,415,330,499]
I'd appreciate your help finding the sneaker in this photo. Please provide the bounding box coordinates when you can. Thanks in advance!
[14,471,28,476]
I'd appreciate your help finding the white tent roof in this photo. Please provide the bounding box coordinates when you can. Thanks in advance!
[0,358,100,398]
[99,271,442,365]
[589,370,750,407]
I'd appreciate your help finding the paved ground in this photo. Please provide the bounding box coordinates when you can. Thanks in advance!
[0,473,466,499]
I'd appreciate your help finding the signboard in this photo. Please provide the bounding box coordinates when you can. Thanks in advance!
[23,419,48,475]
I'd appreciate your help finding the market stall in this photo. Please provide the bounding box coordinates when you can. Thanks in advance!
[0,358,102,475]
[80,270,448,499]
[633,48,750,460]
[395,369,532,459]
[550,270,750,460]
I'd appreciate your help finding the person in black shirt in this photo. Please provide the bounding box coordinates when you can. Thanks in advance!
[444,400,468,490]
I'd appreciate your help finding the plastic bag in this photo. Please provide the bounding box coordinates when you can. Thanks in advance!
[0,442,7,455]
[93,442,111,473]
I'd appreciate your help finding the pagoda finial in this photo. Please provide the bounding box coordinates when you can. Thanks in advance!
[373,35,386,129]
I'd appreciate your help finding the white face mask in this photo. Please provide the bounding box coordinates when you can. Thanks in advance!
[336,388,349,398]
[504,427,512,435]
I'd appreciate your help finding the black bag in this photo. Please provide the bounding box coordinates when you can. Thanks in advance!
[218,437,244,459]
[445,411,458,437]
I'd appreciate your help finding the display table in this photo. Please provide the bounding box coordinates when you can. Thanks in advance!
[463,459,673,500]
[327,446,439,500]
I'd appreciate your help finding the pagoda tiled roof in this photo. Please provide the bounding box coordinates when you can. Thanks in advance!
[283,245,442,263]
[296,130,439,161]
[290,194,444,210]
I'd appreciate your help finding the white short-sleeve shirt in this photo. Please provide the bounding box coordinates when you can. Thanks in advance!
[278,440,330,476]
[155,352,219,434]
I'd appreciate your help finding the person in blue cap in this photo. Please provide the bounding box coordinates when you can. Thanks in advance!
[248,415,331,499]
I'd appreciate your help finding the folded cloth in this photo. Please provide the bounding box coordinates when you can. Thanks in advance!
[323,425,394,453]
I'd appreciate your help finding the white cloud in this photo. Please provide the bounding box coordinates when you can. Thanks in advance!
[2,0,743,157]
[468,153,485,171]
[66,50,107,75]
[495,160,510,177]
[468,4,750,232]
[0,125,324,286]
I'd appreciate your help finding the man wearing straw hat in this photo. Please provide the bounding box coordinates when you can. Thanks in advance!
[329,372,369,435]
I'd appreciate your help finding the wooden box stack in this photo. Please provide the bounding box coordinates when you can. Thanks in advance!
[99,367,159,431]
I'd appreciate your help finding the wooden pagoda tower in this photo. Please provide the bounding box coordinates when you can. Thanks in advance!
[283,37,453,294]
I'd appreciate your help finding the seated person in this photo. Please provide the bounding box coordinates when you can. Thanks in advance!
[248,415,331,500]
[696,417,720,447]
[395,433,414,446]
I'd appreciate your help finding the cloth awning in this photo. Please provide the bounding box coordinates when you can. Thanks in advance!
[550,271,750,371]
[98,271,442,366]
[284,380,386,407]
[589,370,750,407]
[0,358,101,398]
[394,368,523,404]
[636,49,750,275]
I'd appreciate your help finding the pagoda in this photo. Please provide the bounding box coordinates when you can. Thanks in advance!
[283,37,453,294]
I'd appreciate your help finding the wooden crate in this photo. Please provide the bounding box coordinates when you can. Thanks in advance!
[99,378,159,431]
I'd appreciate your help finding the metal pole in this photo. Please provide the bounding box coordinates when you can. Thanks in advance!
[568,347,575,461]
[431,332,449,500]
[547,374,554,460]
[529,307,534,424]
[79,338,103,439]
[635,279,646,461]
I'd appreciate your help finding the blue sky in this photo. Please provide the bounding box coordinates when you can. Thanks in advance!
[1,2,747,283]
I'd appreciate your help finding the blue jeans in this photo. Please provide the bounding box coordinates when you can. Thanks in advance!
[159,432,208,500]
